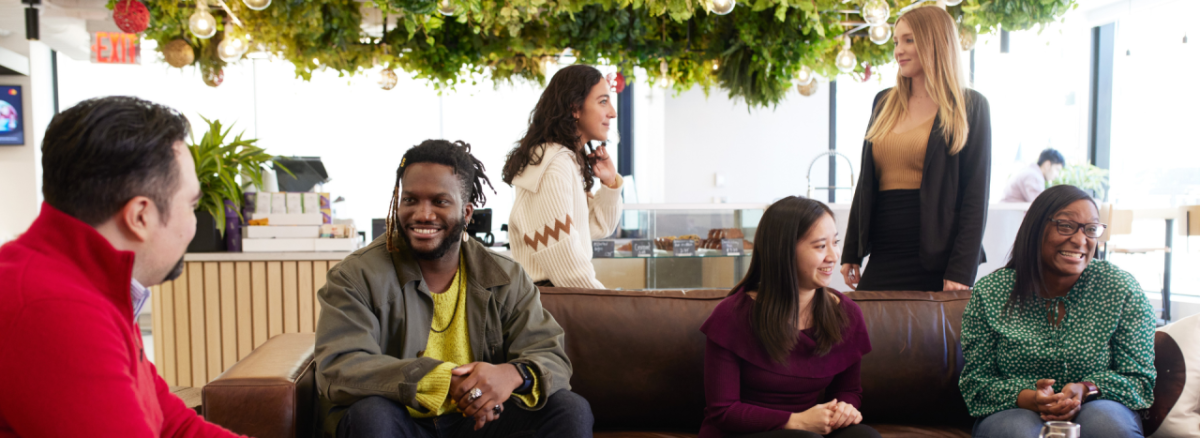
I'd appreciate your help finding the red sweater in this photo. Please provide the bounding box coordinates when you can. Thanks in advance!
[0,203,243,438]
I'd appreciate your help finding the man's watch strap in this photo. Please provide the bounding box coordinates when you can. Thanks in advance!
[1081,381,1100,402]
[513,363,534,395]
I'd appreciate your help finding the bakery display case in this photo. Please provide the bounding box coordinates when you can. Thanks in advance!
[591,204,766,290]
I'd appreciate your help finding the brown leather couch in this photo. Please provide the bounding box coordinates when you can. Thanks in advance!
[201,288,1184,438]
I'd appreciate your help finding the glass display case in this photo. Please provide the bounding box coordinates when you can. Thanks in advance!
[591,204,767,290]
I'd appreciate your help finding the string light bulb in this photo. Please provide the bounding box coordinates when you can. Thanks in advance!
[217,31,249,62]
[835,37,857,73]
[710,0,735,15]
[379,68,398,90]
[242,0,271,11]
[437,0,460,16]
[862,0,889,26]
[188,2,217,40]
[869,24,891,45]
[796,65,814,86]
[944,0,962,6]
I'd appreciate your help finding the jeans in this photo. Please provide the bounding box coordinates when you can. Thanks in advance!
[733,424,882,438]
[336,390,594,438]
[972,400,1144,438]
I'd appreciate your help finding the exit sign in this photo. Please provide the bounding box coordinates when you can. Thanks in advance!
[91,32,141,65]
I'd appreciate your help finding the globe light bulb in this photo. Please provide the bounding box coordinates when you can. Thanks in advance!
[836,38,857,73]
[944,0,962,6]
[437,0,460,16]
[862,0,890,26]
[217,34,248,62]
[710,0,735,15]
[379,68,398,90]
[188,5,217,40]
[796,65,814,86]
[243,0,271,11]
[712,59,720,71]
[869,24,891,45]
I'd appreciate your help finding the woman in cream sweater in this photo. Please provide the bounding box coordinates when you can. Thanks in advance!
[502,65,623,289]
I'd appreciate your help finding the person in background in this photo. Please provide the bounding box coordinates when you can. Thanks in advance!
[701,196,879,438]
[960,185,1155,438]
[0,97,244,437]
[503,64,623,289]
[316,140,592,438]
[841,5,992,293]
[1001,148,1065,203]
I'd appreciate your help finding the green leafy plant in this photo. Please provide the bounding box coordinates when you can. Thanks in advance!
[189,116,289,236]
[1050,162,1110,201]
[117,0,1074,107]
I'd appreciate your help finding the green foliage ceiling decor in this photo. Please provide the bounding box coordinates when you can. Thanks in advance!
[113,0,1074,107]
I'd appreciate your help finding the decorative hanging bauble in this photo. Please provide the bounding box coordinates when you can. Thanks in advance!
[869,24,891,45]
[437,0,460,16]
[959,24,977,51]
[163,39,195,67]
[113,0,150,34]
[606,72,626,93]
[379,68,398,90]
[710,0,735,15]
[798,80,819,97]
[202,65,224,87]
[217,34,249,62]
[862,0,890,26]
[243,0,271,11]
[189,5,217,39]
[795,65,814,86]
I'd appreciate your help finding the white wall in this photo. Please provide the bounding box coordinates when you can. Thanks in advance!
[662,83,832,204]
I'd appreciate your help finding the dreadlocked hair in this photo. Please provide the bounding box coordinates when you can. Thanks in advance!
[385,139,496,252]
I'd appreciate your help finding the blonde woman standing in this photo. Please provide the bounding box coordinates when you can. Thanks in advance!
[503,65,623,289]
[840,5,991,292]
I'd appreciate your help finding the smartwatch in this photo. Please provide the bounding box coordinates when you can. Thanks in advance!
[513,363,535,395]
[1081,381,1100,403]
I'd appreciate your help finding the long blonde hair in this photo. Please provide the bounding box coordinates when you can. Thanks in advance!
[865,6,970,155]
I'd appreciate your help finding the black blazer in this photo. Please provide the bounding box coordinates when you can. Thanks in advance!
[842,88,991,286]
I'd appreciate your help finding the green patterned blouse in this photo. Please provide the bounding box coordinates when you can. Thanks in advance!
[959,260,1157,418]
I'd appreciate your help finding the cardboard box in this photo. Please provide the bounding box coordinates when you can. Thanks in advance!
[254,192,272,215]
[242,238,358,252]
[270,192,287,214]
[302,193,319,214]
[319,192,332,224]
[247,213,324,226]
[286,193,303,214]
[245,225,321,239]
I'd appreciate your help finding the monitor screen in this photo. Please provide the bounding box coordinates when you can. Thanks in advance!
[0,86,23,146]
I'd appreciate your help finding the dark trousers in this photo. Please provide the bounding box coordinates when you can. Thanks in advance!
[733,424,882,438]
[336,390,594,438]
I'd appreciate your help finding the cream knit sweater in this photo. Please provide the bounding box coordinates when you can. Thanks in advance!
[509,143,623,289]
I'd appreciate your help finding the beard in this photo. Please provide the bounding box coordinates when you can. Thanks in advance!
[402,214,466,261]
[162,256,186,283]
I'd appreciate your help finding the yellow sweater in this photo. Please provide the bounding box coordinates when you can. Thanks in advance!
[873,115,935,191]
[408,257,540,418]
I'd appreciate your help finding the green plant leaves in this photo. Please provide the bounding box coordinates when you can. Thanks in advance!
[189,116,287,237]
[128,0,1072,107]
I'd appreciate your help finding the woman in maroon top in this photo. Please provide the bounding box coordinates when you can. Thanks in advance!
[700,196,878,438]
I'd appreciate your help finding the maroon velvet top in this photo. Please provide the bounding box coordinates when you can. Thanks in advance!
[698,288,872,438]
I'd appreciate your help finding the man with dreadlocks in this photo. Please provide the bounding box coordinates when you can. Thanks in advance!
[315,140,592,438]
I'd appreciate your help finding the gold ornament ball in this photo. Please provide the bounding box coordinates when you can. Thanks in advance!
[202,65,224,88]
[798,80,819,97]
[960,25,978,51]
[379,69,398,90]
[163,39,195,68]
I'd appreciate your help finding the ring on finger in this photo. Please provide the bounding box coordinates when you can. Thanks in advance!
[468,387,482,402]
[492,404,503,415]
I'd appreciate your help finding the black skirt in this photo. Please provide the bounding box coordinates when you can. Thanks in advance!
[855,190,946,292]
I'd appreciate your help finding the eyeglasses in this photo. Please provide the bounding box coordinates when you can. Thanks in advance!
[1048,219,1107,239]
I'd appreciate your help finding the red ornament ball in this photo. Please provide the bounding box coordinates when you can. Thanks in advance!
[203,66,224,88]
[113,0,150,34]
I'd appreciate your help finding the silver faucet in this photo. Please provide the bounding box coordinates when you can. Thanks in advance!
[806,150,856,200]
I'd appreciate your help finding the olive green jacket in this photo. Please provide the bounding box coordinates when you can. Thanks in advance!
[314,234,572,433]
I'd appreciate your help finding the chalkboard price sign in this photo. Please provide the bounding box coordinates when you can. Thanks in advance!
[592,240,615,258]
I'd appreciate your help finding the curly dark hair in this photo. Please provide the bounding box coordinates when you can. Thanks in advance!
[502,64,605,193]
[385,139,495,252]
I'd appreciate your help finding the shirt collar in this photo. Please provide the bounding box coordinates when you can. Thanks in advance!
[130,278,150,324]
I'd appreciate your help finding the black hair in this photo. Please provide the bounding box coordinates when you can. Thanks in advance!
[385,139,495,252]
[1003,185,1096,311]
[41,96,190,226]
[1037,148,1065,166]
[731,196,848,363]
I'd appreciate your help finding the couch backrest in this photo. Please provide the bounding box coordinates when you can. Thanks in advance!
[539,288,975,432]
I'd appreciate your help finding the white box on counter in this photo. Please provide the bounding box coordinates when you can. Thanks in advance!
[286,193,303,214]
[302,193,320,214]
[270,193,287,214]
[245,225,320,239]
[242,238,358,252]
[249,213,324,226]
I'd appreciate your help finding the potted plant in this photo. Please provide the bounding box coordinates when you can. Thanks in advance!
[1050,163,1110,201]
[187,116,289,252]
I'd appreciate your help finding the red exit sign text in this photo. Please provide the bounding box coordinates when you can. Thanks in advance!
[91,32,141,65]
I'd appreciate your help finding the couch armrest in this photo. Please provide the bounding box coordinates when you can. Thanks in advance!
[203,333,317,438]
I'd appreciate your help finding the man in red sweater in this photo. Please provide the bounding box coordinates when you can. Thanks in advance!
[0,97,245,437]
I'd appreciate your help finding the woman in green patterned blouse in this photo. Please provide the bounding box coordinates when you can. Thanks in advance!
[959,185,1156,438]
